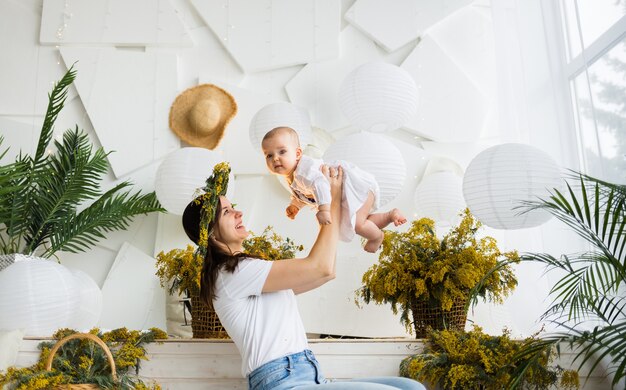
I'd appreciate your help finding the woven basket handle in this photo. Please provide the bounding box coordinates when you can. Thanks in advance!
[45,333,118,381]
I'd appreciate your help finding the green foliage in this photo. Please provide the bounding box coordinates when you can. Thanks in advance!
[358,209,519,334]
[470,172,626,388]
[242,225,304,261]
[0,327,167,390]
[0,66,165,258]
[400,326,579,390]
[155,226,304,296]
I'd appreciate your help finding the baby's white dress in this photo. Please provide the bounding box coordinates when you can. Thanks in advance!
[289,155,380,242]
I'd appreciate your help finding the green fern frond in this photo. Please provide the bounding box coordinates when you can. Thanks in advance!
[24,128,110,254]
[45,184,164,256]
[35,64,76,163]
[0,65,164,257]
[483,172,626,387]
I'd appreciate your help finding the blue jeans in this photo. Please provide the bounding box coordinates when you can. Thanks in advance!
[247,350,426,390]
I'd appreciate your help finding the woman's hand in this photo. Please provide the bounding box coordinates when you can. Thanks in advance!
[321,165,343,202]
[262,165,343,295]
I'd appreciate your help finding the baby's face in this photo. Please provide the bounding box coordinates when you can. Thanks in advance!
[261,132,301,177]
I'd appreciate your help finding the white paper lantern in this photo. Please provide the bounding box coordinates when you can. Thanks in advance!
[339,61,418,133]
[463,143,562,229]
[415,171,466,226]
[155,147,235,215]
[70,269,102,331]
[0,258,78,336]
[323,132,406,208]
[249,102,313,151]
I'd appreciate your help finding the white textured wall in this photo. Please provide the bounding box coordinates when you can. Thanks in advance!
[0,0,578,338]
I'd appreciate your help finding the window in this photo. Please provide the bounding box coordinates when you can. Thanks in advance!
[560,0,626,183]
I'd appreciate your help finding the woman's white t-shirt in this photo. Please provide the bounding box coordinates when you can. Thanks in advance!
[212,258,308,377]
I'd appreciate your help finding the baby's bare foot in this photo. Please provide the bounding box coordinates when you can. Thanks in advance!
[389,208,407,227]
[364,230,384,253]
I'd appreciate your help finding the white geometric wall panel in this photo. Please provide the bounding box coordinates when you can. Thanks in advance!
[401,36,487,142]
[344,0,472,52]
[191,0,341,72]
[53,96,103,152]
[60,47,180,178]
[240,65,304,102]
[198,76,277,175]
[421,141,496,171]
[0,1,75,115]
[40,0,191,46]
[100,242,165,330]
[427,4,496,96]
[153,26,245,90]
[286,26,394,132]
[0,118,39,164]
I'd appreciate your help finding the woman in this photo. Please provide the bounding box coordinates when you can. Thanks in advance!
[183,162,424,390]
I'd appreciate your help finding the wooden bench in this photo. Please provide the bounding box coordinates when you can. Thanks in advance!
[15,338,612,389]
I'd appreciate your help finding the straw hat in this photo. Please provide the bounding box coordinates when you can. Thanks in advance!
[169,84,237,150]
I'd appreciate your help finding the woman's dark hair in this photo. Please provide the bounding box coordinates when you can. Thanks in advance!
[182,197,248,306]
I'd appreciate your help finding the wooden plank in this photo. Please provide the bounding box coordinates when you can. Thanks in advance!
[15,339,612,389]
[141,378,246,390]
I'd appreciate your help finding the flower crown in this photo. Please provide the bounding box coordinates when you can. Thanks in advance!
[195,161,231,259]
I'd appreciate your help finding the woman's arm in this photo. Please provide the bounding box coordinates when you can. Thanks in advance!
[262,165,342,294]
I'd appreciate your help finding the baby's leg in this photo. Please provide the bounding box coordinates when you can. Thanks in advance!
[355,192,384,253]
[367,208,407,229]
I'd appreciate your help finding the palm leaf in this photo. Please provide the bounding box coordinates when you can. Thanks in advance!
[0,138,29,253]
[23,127,110,254]
[35,65,76,163]
[0,65,165,257]
[474,171,626,387]
[0,138,25,198]
[45,183,164,257]
[0,66,77,253]
[0,153,33,252]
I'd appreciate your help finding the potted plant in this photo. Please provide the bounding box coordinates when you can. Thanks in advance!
[0,327,166,390]
[400,325,579,390]
[155,226,303,338]
[0,65,164,262]
[357,208,519,338]
[471,173,626,388]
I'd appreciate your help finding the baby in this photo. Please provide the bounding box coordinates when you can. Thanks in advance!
[261,126,406,252]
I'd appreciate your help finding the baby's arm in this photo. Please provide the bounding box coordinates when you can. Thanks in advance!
[286,196,306,220]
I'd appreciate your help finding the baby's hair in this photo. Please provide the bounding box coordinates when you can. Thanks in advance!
[262,126,301,147]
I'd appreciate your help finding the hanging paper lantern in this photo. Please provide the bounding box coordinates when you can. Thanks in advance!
[414,171,466,226]
[339,61,418,133]
[70,269,102,331]
[462,143,562,229]
[155,147,235,215]
[323,132,406,208]
[249,102,313,151]
[0,257,78,336]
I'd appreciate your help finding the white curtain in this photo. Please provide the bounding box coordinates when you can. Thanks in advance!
[488,1,621,385]
[468,0,585,338]
[490,0,580,169]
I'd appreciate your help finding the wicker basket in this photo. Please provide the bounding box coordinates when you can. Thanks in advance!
[410,297,468,338]
[190,295,229,339]
[45,333,117,390]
